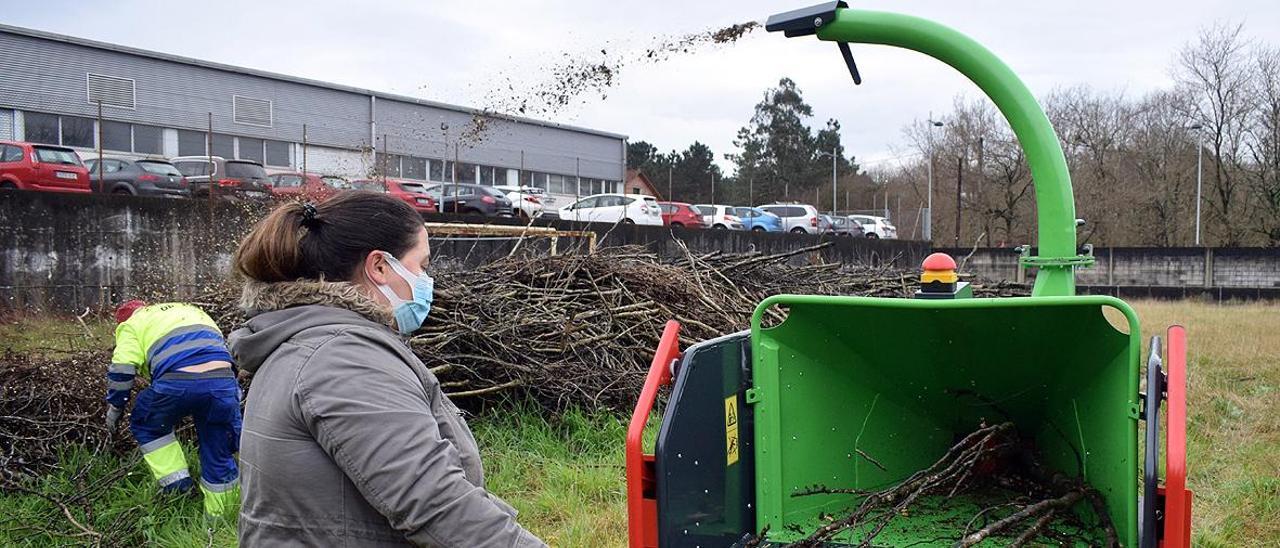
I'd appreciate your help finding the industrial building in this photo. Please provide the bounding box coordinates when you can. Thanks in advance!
[0,23,626,207]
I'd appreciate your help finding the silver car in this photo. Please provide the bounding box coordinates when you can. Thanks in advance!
[758,203,824,234]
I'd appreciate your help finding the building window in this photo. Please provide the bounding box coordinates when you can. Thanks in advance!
[212,133,234,158]
[134,125,163,155]
[377,153,402,177]
[403,156,427,180]
[265,140,290,167]
[239,137,264,163]
[60,116,95,148]
[24,112,60,145]
[100,120,131,152]
[177,129,206,156]
[478,166,496,186]
[457,163,477,184]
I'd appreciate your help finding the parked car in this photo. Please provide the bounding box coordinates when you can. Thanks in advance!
[494,185,546,219]
[171,156,272,200]
[658,201,706,228]
[351,178,438,214]
[850,215,898,239]
[559,193,663,225]
[692,204,745,230]
[0,140,90,193]
[733,207,782,232]
[827,215,865,237]
[268,172,351,202]
[84,157,188,197]
[424,183,513,217]
[757,203,824,234]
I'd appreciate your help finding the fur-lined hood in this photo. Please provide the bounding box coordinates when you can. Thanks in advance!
[239,279,393,326]
[229,279,396,374]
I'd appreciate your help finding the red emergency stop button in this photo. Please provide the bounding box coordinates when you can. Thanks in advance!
[921,253,959,284]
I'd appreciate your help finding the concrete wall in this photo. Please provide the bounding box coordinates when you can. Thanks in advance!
[938,246,1280,289]
[1,191,928,314]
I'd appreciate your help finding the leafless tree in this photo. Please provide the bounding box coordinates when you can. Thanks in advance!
[1246,45,1280,244]
[1175,22,1255,244]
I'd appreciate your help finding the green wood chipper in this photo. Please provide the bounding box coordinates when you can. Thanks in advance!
[626,3,1192,547]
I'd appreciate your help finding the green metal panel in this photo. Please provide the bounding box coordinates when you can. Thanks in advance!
[815,9,1080,297]
[750,295,1140,545]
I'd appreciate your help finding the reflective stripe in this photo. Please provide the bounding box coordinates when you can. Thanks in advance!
[139,433,177,454]
[146,324,220,361]
[150,339,225,368]
[141,438,187,482]
[108,363,137,375]
[200,477,240,493]
[157,468,191,487]
[147,325,221,363]
[107,379,134,391]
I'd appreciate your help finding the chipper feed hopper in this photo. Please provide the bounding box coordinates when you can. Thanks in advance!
[626,3,1192,546]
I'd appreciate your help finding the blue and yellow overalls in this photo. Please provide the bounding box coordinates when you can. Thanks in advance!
[107,303,241,517]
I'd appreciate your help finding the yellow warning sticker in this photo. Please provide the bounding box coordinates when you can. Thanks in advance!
[725,395,740,466]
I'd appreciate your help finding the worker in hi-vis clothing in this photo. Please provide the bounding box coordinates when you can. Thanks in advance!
[105,300,242,517]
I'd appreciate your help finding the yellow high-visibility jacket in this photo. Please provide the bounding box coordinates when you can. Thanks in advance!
[106,303,232,407]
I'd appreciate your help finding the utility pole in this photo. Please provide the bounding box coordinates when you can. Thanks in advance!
[207,112,214,205]
[926,114,944,242]
[710,172,716,204]
[95,100,103,193]
[955,156,963,247]
[749,175,754,206]
[830,145,837,217]
[302,124,308,178]
[1191,124,1204,245]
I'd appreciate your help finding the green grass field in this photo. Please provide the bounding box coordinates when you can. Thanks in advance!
[1,300,1277,546]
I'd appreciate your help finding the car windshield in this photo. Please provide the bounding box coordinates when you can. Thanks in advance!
[138,161,181,176]
[33,146,82,166]
[321,176,352,189]
[351,180,386,191]
[399,182,428,194]
[225,161,267,179]
[693,205,714,215]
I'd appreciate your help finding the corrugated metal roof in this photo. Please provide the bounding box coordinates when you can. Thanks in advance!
[0,23,628,141]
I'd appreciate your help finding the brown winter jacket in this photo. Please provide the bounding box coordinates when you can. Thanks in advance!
[228,279,545,548]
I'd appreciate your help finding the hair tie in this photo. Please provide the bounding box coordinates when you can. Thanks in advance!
[300,202,320,228]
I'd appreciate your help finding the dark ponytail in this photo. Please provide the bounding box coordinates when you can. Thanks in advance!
[234,191,422,283]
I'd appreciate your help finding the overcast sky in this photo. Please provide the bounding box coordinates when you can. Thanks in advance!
[11,1,1280,172]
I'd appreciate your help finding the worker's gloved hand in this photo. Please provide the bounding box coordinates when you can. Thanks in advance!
[105,405,123,430]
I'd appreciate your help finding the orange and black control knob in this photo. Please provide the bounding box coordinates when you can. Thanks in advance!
[920,252,959,285]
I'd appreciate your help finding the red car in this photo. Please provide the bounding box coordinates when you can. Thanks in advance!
[658,201,706,228]
[0,140,91,193]
[351,179,438,214]
[268,172,352,202]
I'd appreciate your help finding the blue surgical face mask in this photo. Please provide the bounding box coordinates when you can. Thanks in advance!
[373,251,434,335]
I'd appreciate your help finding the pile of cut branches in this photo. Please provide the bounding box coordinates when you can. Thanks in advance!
[197,242,1026,411]
[0,350,125,478]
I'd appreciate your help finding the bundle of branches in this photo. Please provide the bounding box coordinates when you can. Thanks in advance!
[0,350,127,479]
[190,242,1027,411]
[409,243,990,410]
[766,422,1117,547]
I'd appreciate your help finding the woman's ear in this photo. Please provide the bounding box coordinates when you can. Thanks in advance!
[362,251,390,286]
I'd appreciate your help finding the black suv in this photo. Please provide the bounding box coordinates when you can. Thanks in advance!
[426,183,513,217]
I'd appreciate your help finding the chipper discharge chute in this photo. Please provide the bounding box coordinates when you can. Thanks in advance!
[626,3,1192,546]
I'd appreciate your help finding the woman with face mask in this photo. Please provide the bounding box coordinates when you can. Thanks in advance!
[228,192,544,547]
